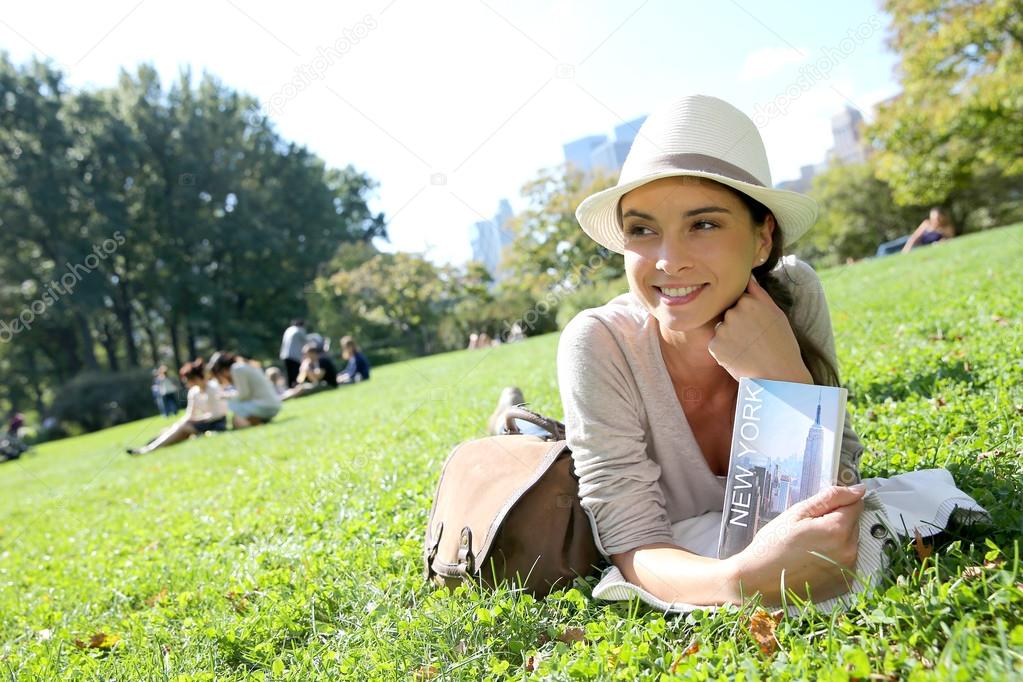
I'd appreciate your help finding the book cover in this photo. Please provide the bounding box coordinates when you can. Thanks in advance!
[716,378,848,560]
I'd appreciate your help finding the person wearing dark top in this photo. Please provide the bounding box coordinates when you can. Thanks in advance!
[902,207,955,253]
[338,336,370,384]
[281,343,339,400]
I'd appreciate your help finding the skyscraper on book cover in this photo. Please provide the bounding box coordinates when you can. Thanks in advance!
[795,391,825,503]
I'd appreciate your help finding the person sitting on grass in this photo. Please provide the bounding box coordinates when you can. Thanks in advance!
[206,351,281,428]
[337,335,370,384]
[127,359,228,455]
[901,206,956,253]
[265,366,288,395]
[281,343,339,401]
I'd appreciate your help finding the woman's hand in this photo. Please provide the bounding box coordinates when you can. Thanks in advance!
[708,275,813,384]
[724,484,865,605]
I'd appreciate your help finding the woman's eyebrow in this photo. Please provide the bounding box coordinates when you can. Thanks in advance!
[622,209,655,220]
[622,206,732,221]
[682,206,732,217]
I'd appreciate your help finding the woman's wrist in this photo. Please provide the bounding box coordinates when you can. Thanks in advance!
[723,553,781,605]
[719,555,749,606]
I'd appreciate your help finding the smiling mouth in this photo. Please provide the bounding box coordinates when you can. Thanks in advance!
[654,283,707,304]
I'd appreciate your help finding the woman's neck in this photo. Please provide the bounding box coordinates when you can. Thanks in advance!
[658,320,735,391]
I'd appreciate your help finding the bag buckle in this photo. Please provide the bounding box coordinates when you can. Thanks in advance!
[423,520,443,579]
[458,526,475,575]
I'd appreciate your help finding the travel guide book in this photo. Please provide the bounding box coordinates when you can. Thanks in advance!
[716,378,848,560]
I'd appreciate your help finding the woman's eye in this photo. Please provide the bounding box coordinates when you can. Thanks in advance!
[693,220,718,231]
[625,224,654,237]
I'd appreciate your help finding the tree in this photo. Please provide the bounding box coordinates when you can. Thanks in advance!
[0,55,387,425]
[493,164,624,336]
[794,162,927,265]
[312,251,458,358]
[870,0,1023,211]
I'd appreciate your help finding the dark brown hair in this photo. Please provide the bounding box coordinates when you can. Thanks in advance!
[206,351,238,377]
[728,187,841,387]
[178,358,206,382]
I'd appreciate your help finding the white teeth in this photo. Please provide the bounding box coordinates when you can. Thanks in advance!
[661,284,702,297]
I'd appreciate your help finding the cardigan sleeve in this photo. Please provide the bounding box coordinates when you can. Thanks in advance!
[557,312,676,557]
[780,257,864,484]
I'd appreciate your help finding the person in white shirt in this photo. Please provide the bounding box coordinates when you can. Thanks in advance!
[128,359,229,455]
[279,319,308,388]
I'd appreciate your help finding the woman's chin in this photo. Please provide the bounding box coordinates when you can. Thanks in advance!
[653,309,716,335]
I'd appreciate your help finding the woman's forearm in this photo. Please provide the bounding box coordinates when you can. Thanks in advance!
[614,544,743,606]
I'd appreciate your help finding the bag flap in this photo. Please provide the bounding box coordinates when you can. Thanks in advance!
[425,435,570,577]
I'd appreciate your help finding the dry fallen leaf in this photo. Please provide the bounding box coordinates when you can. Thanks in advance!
[748,610,782,656]
[524,651,549,672]
[145,587,169,607]
[669,639,700,672]
[73,632,121,650]
[414,664,439,681]
[556,626,587,644]
[913,529,933,561]
[991,314,1008,326]
[224,591,250,614]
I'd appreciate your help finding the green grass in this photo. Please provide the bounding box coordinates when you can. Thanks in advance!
[2,225,1023,680]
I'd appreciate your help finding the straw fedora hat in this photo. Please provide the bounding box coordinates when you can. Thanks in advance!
[575,95,818,254]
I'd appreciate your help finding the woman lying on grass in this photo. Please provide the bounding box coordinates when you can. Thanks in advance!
[128,358,228,455]
[552,95,985,611]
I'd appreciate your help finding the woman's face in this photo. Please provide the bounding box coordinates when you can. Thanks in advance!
[620,177,773,334]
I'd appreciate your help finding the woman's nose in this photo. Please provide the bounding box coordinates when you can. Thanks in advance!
[655,239,691,273]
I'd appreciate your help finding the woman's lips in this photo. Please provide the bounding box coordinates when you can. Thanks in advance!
[654,283,707,305]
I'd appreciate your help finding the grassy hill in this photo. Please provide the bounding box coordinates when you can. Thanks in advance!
[2,225,1022,680]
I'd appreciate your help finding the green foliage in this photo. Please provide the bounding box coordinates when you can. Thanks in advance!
[310,251,459,357]
[48,368,161,432]
[0,225,1021,679]
[794,162,927,266]
[870,0,1023,207]
[0,56,383,423]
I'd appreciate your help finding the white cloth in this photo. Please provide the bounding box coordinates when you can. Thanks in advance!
[185,380,228,423]
[589,469,989,615]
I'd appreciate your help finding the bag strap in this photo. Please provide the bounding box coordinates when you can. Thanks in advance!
[503,406,566,441]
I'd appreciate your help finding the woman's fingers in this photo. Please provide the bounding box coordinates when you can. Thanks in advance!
[790,484,866,520]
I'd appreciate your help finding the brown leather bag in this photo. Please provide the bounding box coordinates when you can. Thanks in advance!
[423,407,604,597]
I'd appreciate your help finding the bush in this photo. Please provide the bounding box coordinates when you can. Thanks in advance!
[49,369,162,432]
[555,275,630,329]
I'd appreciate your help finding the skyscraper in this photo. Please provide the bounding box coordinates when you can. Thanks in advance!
[563,116,648,174]
[796,391,825,502]
[469,198,517,281]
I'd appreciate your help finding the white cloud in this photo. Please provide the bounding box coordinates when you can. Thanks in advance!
[738,46,807,81]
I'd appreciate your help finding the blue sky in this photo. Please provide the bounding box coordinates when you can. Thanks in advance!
[1,0,901,266]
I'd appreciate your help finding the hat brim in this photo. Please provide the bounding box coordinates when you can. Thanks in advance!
[575,171,818,254]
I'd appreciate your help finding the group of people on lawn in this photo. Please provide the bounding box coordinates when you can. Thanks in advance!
[129,322,369,456]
